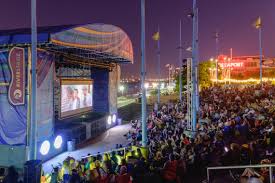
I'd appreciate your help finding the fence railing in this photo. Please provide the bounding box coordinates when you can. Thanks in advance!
[81,147,128,159]
[207,164,275,183]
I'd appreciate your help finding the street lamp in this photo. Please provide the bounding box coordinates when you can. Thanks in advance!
[215,59,218,83]
[119,85,125,96]
[144,83,149,89]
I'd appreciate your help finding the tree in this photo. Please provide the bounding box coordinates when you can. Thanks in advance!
[175,60,218,90]
[198,60,216,88]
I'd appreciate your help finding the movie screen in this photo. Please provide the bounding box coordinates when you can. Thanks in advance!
[60,80,93,118]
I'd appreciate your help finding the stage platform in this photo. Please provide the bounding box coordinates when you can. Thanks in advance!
[43,124,131,174]
[39,112,115,161]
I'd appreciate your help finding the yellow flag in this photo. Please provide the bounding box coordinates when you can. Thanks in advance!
[254,17,261,29]
[152,32,160,41]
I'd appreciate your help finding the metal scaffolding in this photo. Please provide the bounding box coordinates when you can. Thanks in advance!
[186,58,192,131]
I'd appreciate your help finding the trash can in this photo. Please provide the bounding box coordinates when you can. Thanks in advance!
[67,139,76,152]
[24,160,42,183]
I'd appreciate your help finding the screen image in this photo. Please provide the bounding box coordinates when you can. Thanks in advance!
[60,80,93,118]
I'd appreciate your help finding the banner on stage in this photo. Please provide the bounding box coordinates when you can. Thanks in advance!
[8,47,25,106]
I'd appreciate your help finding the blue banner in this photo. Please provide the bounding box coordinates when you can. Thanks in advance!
[0,49,54,145]
[36,50,54,142]
[0,50,27,145]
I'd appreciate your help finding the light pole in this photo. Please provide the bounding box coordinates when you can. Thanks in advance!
[178,20,183,102]
[166,64,171,86]
[259,24,263,87]
[191,0,198,132]
[140,0,147,147]
[157,28,161,105]
[253,17,263,87]
[229,48,232,85]
[119,85,125,96]
[152,27,161,104]
[215,32,219,83]
[29,0,38,160]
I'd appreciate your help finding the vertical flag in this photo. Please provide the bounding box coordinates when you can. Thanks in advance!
[254,17,262,29]
[152,32,160,41]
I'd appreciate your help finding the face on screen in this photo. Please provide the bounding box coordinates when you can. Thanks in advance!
[61,82,93,117]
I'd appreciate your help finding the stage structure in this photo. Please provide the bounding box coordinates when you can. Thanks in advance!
[0,23,133,167]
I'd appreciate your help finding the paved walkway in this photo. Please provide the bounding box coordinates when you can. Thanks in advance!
[42,124,131,174]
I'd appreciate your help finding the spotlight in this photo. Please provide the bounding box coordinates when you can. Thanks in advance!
[107,115,112,125]
[40,140,50,155]
[112,114,117,123]
[54,135,63,149]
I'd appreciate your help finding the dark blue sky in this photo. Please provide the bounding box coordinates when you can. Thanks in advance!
[0,0,274,78]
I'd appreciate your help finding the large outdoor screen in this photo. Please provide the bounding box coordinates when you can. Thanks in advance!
[60,79,93,118]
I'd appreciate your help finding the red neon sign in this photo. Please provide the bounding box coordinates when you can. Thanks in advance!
[219,62,244,68]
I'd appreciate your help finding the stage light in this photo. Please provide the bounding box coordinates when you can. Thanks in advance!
[40,140,50,155]
[224,147,229,152]
[144,83,149,89]
[112,114,117,123]
[54,135,63,149]
[107,115,112,125]
[152,82,158,88]
[119,85,125,92]
[160,83,165,89]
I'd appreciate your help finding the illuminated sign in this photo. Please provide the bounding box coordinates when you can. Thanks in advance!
[219,62,244,68]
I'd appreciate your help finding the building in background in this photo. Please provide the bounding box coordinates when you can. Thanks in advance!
[210,55,275,81]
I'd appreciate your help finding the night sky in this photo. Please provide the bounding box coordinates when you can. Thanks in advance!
[0,0,274,78]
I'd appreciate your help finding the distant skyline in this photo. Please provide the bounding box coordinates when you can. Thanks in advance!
[0,0,274,78]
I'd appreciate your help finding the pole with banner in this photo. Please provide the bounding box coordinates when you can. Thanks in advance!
[152,27,161,104]
[179,20,183,102]
[254,17,263,87]
[215,31,219,83]
[259,24,263,87]
[29,0,38,160]
[141,0,147,147]
[195,7,199,112]
[191,0,197,132]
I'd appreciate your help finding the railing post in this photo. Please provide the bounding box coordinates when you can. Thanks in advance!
[207,168,210,182]
[269,166,273,183]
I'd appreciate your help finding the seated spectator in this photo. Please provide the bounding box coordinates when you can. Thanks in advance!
[116,166,131,183]
[3,166,19,183]
[162,154,177,183]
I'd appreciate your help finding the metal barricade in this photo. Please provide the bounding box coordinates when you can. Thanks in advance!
[81,147,128,159]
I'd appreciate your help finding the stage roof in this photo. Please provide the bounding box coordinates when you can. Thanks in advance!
[0,24,133,64]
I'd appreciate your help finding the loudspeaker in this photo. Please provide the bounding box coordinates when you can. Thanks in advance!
[24,160,42,183]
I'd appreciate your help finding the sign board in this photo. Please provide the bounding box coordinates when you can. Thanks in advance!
[8,47,25,106]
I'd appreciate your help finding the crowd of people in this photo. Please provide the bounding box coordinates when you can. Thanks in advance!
[3,84,275,183]
[50,84,275,183]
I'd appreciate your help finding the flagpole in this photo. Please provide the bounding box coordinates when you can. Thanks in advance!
[179,20,183,102]
[28,0,38,160]
[195,7,199,112]
[157,26,161,104]
[229,48,232,85]
[141,0,147,147]
[215,32,219,83]
[259,26,263,87]
[191,0,197,132]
